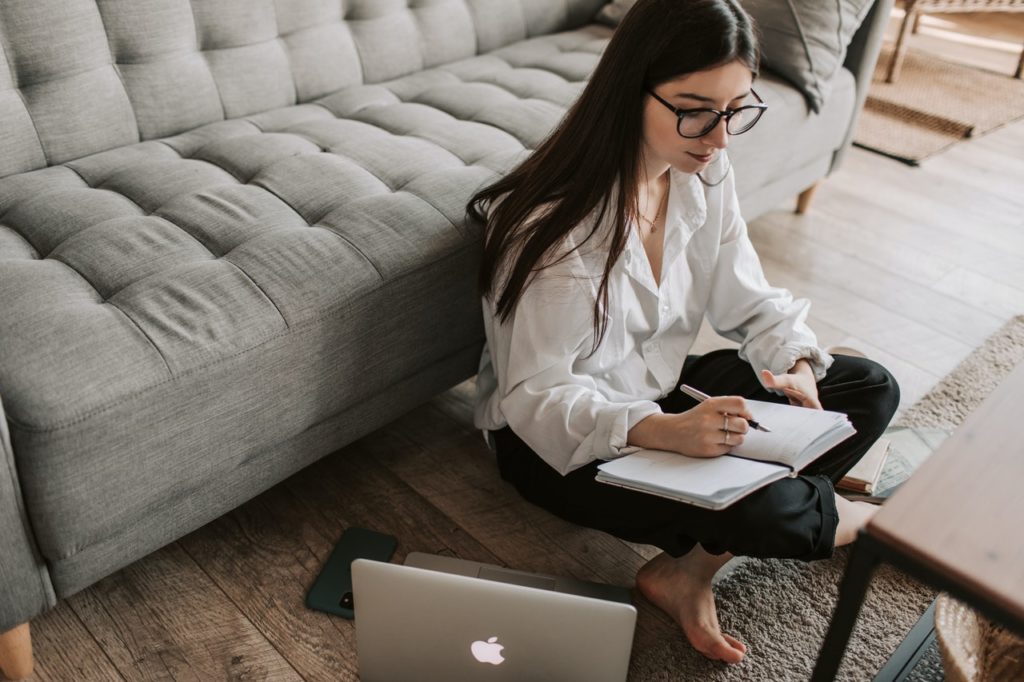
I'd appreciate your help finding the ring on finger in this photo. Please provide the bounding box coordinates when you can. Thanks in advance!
[723,413,730,445]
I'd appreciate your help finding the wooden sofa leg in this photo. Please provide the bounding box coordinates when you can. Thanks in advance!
[795,182,820,215]
[0,622,33,680]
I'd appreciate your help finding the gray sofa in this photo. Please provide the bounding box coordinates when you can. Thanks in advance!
[0,0,892,666]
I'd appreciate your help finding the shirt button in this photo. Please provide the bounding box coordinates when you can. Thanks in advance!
[661,304,669,313]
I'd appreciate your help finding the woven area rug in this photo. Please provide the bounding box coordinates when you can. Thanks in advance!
[853,45,1024,165]
[628,315,1024,681]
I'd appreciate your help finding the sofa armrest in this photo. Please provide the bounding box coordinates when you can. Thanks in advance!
[832,0,896,170]
[0,395,54,632]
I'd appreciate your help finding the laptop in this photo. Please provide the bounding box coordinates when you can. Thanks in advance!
[351,552,637,682]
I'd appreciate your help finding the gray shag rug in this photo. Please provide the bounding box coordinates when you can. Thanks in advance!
[629,315,1024,681]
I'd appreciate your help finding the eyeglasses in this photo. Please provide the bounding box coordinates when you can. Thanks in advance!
[647,88,767,138]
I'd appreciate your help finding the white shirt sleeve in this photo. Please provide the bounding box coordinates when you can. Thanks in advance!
[704,170,833,388]
[494,255,662,476]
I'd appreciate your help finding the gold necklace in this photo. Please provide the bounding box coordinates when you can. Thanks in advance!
[639,188,668,234]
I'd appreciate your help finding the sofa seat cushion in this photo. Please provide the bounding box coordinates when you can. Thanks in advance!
[0,26,608,560]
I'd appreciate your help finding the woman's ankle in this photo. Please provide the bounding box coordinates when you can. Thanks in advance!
[677,545,733,581]
[636,546,734,594]
[833,493,879,546]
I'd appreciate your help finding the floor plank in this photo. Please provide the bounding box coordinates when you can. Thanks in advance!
[174,435,509,682]
[761,259,974,372]
[756,198,1023,320]
[837,150,1024,256]
[828,334,942,412]
[751,215,1005,349]
[175,489,361,682]
[66,543,303,682]
[27,606,123,682]
[813,179,1024,293]
[370,402,648,589]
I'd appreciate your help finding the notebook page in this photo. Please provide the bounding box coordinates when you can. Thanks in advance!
[597,448,785,497]
[794,420,857,469]
[730,400,851,467]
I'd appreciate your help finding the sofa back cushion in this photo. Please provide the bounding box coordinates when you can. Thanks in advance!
[594,0,876,113]
[0,0,606,179]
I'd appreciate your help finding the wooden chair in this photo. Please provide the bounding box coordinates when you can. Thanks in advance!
[886,0,1024,82]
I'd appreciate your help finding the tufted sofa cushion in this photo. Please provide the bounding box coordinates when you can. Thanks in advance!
[0,0,608,178]
[0,26,609,566]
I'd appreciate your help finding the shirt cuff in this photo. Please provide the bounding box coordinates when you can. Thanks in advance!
[767,344,834,385]
[601,400,663,460]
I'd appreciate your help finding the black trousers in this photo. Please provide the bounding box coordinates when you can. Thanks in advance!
[493,349,900,562]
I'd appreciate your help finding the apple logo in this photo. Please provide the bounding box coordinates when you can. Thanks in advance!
[470,636,505,665]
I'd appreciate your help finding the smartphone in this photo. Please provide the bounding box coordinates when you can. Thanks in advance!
[306,527,398,619]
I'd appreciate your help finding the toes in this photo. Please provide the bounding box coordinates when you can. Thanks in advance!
[703,638,744,663]
[688,628,746,664]
[723,633,748,655]
[713,637,745,663]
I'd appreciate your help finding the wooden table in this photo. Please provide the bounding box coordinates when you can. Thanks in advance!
[887,0,1024,82]
[811,361,1024,681]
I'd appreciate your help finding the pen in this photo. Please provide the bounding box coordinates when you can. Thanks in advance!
[678,384,771,433]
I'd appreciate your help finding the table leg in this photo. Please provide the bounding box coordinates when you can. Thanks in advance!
[811,531,881,682]
[886,5,918,83]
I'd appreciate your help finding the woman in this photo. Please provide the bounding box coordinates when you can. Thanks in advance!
[466,0,899,664]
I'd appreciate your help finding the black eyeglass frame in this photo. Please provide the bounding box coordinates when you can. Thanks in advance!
[647,87,767,138]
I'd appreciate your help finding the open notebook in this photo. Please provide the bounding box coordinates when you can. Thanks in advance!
[596,400,856,510]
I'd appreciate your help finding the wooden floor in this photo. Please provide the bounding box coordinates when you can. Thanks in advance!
[16,12,1024,682]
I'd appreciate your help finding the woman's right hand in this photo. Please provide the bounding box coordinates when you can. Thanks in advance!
[629,396,753,457]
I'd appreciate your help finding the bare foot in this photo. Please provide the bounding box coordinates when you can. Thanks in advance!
[833,494,880,546]
[635,549,747,663]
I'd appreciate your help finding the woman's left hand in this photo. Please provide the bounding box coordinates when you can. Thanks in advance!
[760,360,822,410]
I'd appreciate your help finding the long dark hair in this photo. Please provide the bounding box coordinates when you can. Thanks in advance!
[467,0,759,352]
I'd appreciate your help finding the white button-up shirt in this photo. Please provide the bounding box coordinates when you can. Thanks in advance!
[474,154,833,475]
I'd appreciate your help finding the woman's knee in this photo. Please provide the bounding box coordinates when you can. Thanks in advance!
[827,356,901,422]
[864,358,900,411]
[714,477,836,561]
[858,361,901,434]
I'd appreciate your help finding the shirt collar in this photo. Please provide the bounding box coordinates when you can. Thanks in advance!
[621,167,708,293]
[669,165,708,237]
[664,165,707,261]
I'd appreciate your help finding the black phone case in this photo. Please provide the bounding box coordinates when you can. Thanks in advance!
[305,527,397,619]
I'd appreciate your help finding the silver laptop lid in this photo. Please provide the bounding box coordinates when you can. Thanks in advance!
[403,551,634,604]
[352,559,637,682]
